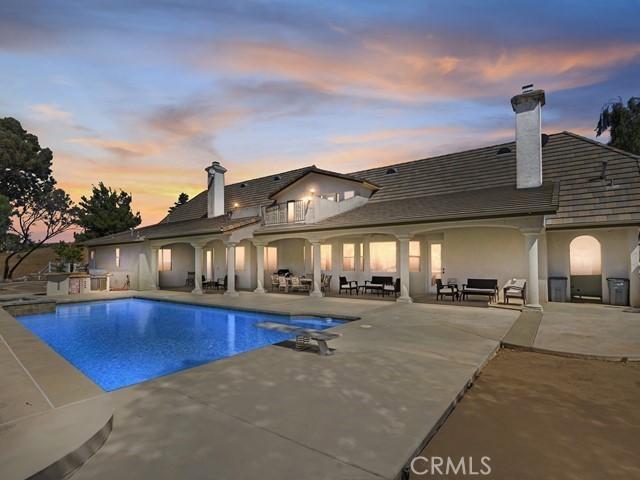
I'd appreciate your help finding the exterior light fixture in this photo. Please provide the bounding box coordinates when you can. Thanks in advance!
[233,202,239,208]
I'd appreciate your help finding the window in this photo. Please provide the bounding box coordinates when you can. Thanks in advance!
[320,244,332,270]
[570,235,601,275]
[343,190,355,200]
[115,248,120,268]
[265,246,278,272]
[359,243,364,271]
[369,241,396,272]
[430,243,442,286]
[343,243,355,271]
[206,250,213,280]
[235,246,246,271]
[158,248,172,272]
[409,241,420,272]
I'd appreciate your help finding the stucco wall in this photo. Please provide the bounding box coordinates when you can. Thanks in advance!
[443,228,528,294]
[92,243,144,290]
[272,172,374,203]
[158,242,194,288]
[546,227,637,305]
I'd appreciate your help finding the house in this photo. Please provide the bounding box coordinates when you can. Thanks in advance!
[83,89,640,308]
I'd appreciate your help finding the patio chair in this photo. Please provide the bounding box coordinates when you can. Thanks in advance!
[290,276,309,293]
[436,279,458,301]
[503,278,526,304]
[278,275,288,292]
[185,271,195,287]
[338,276,358,295]
[383,278,401,298]
[321,274,332,294]
[270,273,279,291]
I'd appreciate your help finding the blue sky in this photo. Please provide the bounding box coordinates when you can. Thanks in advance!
[1,0,639,226]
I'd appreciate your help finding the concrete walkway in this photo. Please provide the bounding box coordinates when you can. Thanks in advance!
[48,291,517,480]
[503,302,640,360]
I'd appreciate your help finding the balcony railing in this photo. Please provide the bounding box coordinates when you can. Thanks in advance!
[263,200,308,225]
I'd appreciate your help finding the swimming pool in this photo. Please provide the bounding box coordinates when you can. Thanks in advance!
[17,298,344,391]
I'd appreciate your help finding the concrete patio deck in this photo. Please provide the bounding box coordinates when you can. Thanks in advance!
[1,290,517,480]
[503,302,640,360]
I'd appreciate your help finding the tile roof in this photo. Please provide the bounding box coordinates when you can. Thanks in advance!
[82,215,260,247]
[93,131,640,244]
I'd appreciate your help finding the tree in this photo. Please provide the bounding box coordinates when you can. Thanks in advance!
[0,117,53,202]
[168,192,189,214]
[596,97,640,155]
[1,118,78,279]
[0,194,11,245]
[3,180,78,279]
[75,182,141,241]
[53,241,84,271]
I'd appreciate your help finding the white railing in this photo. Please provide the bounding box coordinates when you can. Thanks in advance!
[263,200,308,225]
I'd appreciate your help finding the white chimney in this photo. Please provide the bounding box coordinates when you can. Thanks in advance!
[205,161,227,218]
[511,86,545,189]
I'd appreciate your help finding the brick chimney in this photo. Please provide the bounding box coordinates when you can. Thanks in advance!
[205,161,227,218]
[511,86,546,189]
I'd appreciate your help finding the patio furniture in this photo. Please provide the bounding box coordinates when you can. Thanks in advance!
[270,273,279,291]
[277,269,291,277]
[436,279,459,301]
[185,271,195,287]
[223,274,239,290]
[503,278,526,304]
[321,274,332,294]
[461,278,498,302]
[339,276,358,295]
[383,278,401,298]
[363,276,393,295]
[290,276,309,292]
[255,322,341,356]
[278,275,288,292]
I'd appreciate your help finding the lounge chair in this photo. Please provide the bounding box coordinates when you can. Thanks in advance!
[503,278,527,304]
[338,276,358,295]
[270,273,279,291]
[436,279,459,301]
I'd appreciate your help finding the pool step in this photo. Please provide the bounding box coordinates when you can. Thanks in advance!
[0,394,113,480]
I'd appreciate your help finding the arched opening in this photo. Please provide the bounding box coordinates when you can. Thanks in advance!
[569,235,602,302]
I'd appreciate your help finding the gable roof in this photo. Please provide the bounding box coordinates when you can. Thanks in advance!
[148,131,640,232]
[267,166,379,199]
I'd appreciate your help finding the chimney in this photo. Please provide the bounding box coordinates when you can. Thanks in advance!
[205,161,227,218]
[511,85,545,189]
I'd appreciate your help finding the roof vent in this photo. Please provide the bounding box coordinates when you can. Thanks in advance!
[497,147,511,155]
[273,175,281,181]
[240,182,247,188]
[385,167,398,175]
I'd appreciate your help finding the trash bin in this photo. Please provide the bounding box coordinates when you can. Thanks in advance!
[548,276,568,302]
[607,277,630,306]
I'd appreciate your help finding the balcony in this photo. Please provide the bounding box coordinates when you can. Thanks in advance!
[262,200,308,226]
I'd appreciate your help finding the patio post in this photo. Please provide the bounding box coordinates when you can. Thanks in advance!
[523,230,542,311]
[225,241,239,297]
[149,246,159,290]
[310,241,323,297]
[396,235,413,303]
[191,242,204,294]
[254,242,266,294]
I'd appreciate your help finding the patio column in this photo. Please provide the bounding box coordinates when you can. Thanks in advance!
[397,235,413,303]
[310,241,323,297]
[629,228,640,308]
[225,242,239,297]
[523,230,542,311]
[149,246,159,290]
[191,242,204,294]
[254,242,266,294]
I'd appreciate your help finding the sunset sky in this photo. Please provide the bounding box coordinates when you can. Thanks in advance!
[1,0,639,232]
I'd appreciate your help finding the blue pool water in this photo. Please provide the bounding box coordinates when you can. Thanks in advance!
[17,298,344,391]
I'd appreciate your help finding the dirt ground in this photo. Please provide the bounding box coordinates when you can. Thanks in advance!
[411,349,640,480]
[0,246,56,279]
